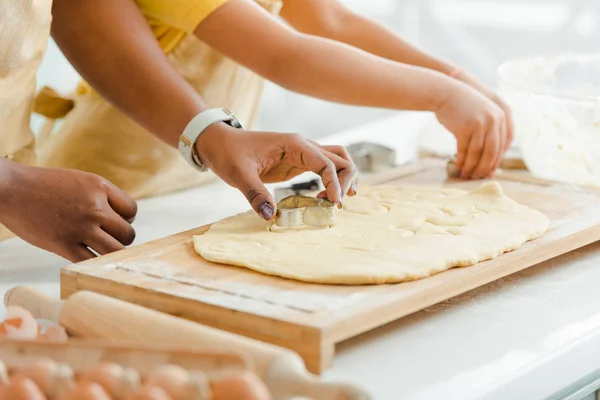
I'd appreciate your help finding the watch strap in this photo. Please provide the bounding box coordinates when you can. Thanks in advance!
[178,108,242,171]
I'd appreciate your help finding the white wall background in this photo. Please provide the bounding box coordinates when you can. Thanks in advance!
[36,0,600,138]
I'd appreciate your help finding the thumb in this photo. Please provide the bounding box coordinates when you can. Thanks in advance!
[233,169,277,220]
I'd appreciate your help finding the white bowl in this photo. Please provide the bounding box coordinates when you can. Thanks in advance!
[498,54,600,187]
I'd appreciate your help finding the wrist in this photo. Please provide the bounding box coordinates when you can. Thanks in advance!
[428,71,464,113]
[193,122,238,168]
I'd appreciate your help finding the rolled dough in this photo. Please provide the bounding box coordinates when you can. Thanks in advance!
[193,183,550,285]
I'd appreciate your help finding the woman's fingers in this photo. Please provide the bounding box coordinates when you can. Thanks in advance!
[307,140,358,195]
[105,181,138,223]
[229,162,277,220]
[320,145,358,196]
[87,228,126,256]
[100,209,136,246]
[318,147,357,197]
[65,245,97,263]
[293,139,342,204]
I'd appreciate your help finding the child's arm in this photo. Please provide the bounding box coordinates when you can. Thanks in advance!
[279,0,455,75]
[279,0,514,151]
[195,0,509,179]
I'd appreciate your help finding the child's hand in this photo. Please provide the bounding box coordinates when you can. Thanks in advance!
[1,163,137,261]
[195,125,358,220]
[453,70,514,154]
[435,81,510,179]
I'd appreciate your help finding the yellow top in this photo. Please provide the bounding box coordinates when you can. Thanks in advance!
[77,0,229,95]
[138,0,229,53]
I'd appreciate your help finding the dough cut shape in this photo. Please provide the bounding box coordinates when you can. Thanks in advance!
[193,182,550,285]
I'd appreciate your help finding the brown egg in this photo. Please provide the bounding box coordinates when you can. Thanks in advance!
[1,376,47,400]
[210,371,271,400]
[13,359,74,400]
[145,365,209,400]
[187,372,210,400]
[42,326,68,343]
[62,381,111,400]
[0,306,38,340]
[79,362,139,400]
[126,386,173,400]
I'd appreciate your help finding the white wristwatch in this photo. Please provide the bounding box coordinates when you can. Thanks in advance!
[178,108,243,172]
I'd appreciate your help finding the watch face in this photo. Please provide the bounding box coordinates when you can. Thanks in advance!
[231,119,243,129]
[220,108,242,129]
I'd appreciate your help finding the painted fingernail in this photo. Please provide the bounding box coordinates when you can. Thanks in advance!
[259,202,275,220]
[352,183,358,194]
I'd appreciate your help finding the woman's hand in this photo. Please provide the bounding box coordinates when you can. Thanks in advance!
[195,124,358,220]
[0,162,137,262]
[435,80,510,179]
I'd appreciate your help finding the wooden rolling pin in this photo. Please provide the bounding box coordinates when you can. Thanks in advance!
[5,286,370,400]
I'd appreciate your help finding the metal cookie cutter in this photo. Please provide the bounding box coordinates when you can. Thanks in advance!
[347,142,396,173]
[275,195,337,228]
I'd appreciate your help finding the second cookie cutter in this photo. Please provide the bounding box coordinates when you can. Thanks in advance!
[346,142,396,173]
[275,195,337,228]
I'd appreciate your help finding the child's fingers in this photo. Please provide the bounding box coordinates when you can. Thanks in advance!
[455,133,471,170]
[460,130,485,179]
[472,125,500,179]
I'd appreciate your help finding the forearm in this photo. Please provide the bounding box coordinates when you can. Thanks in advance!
[51,0,207,148]
[196,0,458,112]
[280,0,457,75]
[323,13,456,75]
[265,35,453,112]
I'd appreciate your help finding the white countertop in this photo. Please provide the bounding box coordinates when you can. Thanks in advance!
[2,112,599,400]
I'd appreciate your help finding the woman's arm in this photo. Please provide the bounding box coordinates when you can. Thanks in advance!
[50,0,355,213]
[195,0,508,179]
[51,0,206,148]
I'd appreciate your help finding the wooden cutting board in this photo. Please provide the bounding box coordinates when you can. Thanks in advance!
[61,159,600,374]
